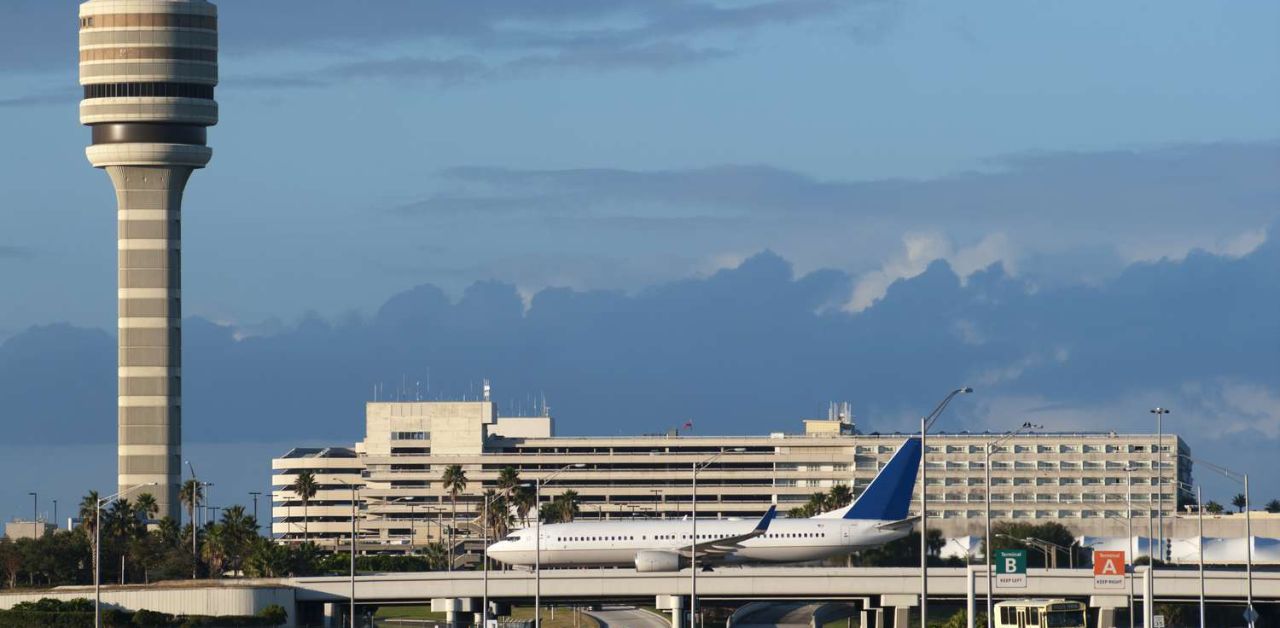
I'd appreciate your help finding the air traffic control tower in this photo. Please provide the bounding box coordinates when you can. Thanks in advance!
[80,0,218,520]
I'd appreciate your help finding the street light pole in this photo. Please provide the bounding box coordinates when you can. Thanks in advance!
[984,422,1038,628]
[28,492,37,540]
[690,448,744,628]
[249,491,261,535]
[535,464,584,628]
[920,387,973,628]
[1149,408,1169,562]
[1124,465,1136,628]
[94,483,156,628]
[1183,454,1254,628]
[482,487,520,628]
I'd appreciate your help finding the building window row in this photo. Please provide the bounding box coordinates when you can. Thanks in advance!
[80,14,217,30]
[391,431,429,441]
[80,47,217,63]
[84,82,214,100]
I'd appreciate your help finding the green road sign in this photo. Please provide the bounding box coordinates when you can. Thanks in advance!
[994,549,1027,588]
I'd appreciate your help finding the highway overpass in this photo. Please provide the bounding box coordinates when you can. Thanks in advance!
[2,567,1274,627]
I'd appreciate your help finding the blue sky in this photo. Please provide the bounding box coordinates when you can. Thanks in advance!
[0,0,1277,524]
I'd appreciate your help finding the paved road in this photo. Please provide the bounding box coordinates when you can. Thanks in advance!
[735,602,824,627]
[584,605,670,628]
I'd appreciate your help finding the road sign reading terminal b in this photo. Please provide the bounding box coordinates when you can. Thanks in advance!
[993,549,1027,588]
[1093,550,1126,589]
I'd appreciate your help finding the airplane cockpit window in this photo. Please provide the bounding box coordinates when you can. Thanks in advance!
[503,535,520,542]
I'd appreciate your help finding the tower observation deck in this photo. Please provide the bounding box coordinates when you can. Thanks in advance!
[79,0,218,521]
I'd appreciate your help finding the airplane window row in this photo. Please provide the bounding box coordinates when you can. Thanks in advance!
[547,531,828,542]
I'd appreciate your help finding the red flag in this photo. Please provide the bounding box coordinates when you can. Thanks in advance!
[683,420,693,430]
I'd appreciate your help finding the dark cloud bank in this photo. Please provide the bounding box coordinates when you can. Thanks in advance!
[2,227,1276,451]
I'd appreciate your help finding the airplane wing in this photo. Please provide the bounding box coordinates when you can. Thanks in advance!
[677,505,776,561]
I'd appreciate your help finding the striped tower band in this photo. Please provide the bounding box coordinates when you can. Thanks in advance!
[80,0,217,522]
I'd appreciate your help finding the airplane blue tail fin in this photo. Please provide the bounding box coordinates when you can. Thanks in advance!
[843,437,921,521]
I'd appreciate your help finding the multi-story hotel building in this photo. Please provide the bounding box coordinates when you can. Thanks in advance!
[271,392,1193,551]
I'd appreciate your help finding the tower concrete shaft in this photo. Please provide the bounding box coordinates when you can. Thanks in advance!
[80,0,218,522]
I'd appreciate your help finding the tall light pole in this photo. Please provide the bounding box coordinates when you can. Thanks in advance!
[335,479,359,628]
[95,483,156,628]
[536,463,584,628]
[691,448,745,628]
[1149,408,1170,556]
[1122,465,1138,628]
[53,499,58,532]
[1174,481,1205,628]
[984,422,1038,628]
[28,492,37,540]
[920,387,972,628]
[1184,454,1253,628]
[482,486,524,628]
[249,491,261,535]
[185,460,201,577]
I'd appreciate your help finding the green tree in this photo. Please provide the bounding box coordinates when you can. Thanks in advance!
[154,517,180,548]
[134,493,159,522]
[850,529,947,567]
[288,471,319,543]
[1232,493,1247,513]
[217,505,258,575]
[441,464,467,568]
[0,539,21,589]
[827,484,854,510]
[77,491,101,539]
[497,466,521,495]
[986,521,1076,568]
[1266,499,1280,514]
[551,490,581,523]
[178,480,204,532]
[1205,501,1224,514]
[201,523,227,577]
[244,537,292,578]
[512,485,536,526]
[483,490,514,540]
[419,541,448,571]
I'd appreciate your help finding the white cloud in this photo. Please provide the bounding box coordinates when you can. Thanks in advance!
[845,232,1014,312]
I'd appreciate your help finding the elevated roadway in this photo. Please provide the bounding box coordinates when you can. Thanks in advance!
[287,566,1279,604]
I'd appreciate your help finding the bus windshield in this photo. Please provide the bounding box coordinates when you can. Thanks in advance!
[1045,610,1085,628]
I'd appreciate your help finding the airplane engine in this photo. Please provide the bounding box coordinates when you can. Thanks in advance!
[634,550,683,572]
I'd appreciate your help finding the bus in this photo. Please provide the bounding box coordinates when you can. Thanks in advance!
[994,599,1087,628]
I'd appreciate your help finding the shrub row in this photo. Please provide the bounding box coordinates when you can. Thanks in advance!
[0,599,286,627]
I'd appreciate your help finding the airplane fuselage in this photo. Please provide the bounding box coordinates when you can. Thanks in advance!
[486,517,907,568]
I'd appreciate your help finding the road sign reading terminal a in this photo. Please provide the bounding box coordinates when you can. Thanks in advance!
[993,549,1027,589]
[1093,550,1126,589]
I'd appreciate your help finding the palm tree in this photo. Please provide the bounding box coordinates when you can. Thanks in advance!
[1232,493,1247,513]
[78,491,101,538]
[513,485,536,526]
[497,466,521,495]
[441,464,467,568]
[289,471,319,543]
[827,484,854,510]
[219,505,257,575]
[201,524,227,577]
[419,541,448,571]
[106,499,144,583]
[553,490,581,523]
[134,493,159,524]
[179,480,204,531]
[155,517,181,548]
[78,491,101,581]
[1205,501,1224,515]
[1266,499,1280,514]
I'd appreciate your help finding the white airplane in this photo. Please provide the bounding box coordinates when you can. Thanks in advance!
[486,437,922,572]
